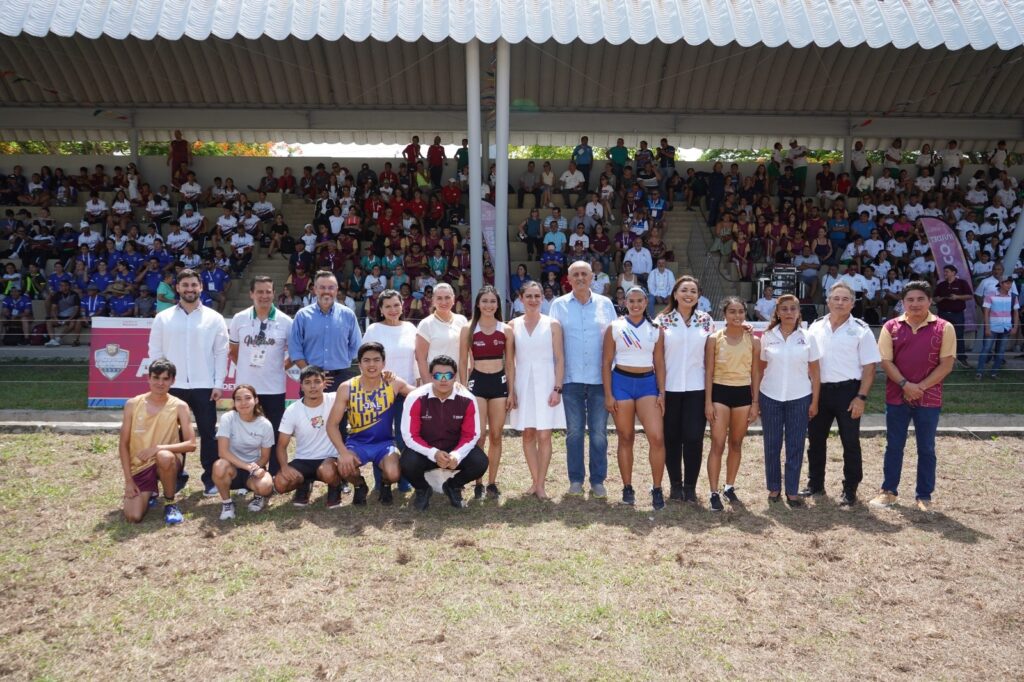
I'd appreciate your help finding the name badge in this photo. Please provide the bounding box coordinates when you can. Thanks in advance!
[250,347,268,368]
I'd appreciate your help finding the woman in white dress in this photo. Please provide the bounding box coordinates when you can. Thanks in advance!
[508,281,565,499]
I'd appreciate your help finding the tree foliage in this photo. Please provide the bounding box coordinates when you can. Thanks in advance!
[507,145,608,161]
[0,140,272,156]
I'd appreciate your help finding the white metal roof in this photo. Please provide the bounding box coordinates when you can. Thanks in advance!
[4,0,1024,50]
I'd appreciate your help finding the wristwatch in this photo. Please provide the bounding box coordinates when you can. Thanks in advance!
[856,394,868,401]
[553,386,563,394]
[898,379,908,388]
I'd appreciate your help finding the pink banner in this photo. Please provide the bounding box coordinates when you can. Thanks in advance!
[88,317,300,408]
[920,217,976,331]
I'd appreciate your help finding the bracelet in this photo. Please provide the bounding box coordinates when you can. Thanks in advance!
[553,386,562,393]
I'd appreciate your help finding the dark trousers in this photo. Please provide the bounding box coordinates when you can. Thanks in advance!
[524,235,543,260]
[706,194,724,227]
[806,379,862,496]
[663,390,706,488]
[322,367,356,393]
[429,165,443,189]
[938,310,967,362]
[399,445,489,491]
[577,165,592,191]
[260,392,286,476]
[517,187,542,209]
[760,393,811,497]
[170,387,219,489]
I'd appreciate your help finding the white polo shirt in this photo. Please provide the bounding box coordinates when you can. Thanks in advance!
[759,326,821,402]
[229,306,293,395]
[806,314,881,384]
[279,393,338,460]
[657,309,713,392]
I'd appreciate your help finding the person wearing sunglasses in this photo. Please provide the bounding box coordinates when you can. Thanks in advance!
[399,355,487,511]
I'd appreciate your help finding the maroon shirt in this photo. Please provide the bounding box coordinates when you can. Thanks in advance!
[934,278,972,313]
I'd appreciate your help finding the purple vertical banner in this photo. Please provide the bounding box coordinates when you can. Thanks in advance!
[920,217,975,331]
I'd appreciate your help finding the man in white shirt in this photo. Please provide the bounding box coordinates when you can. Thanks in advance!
[848,141,869,175]
[754,285,776,321]
[179,172,203,207]
[794,247,821,298]
[216,206,238,240]
[273,365,344,508]
[559,161,586,209]
[787,139,808,191]
[976,262,1018,301]
[910,252,936,279]
[165,221,192,254]
[229,226,254,278]
[839,264,868,317]
[252,191,275,221]
[988,140,1008,180]
[590,260,611,296]
[148,268,229,495]
[624,238,653,284]
[860,264,882,324]
[229,275,293,476]
[803,281,881,505]
[938,140,962,174]
[647,257,675,314]
[179,204,206,243]
[77,222,102,251]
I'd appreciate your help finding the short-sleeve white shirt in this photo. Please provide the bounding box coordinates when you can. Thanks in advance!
[657,309,713,392]
[216,411,275,464]
[278,393,338,460]
[416,313,469,367]
[806,315,881,383]
[759,326,821,401]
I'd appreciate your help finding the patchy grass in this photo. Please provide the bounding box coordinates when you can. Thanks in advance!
[0,433,1021,680]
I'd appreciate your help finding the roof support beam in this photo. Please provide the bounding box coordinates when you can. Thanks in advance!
[466,39,483,299]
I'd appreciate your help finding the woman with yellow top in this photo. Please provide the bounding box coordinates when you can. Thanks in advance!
[704,297,761,512]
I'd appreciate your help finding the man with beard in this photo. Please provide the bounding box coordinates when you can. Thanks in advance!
[148,268,229,495]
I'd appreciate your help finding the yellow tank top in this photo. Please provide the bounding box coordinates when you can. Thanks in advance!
[126,393,186,474]
[712,329,753,387]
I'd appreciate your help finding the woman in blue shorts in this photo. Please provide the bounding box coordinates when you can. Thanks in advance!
[602,286,666,510]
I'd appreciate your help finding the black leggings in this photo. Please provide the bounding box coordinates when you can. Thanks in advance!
[663,390,707,488]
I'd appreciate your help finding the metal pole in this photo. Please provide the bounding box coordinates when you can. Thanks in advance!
[466,40,483,298]
[842,136,852,175]
[494,39,510,307]
[129,126,140,168]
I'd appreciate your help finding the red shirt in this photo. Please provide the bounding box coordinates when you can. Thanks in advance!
[442,185,461,206]
[403,144,421,166]
[379,170,398,186]
[408,200,426,219]
[364,199,384,221]
[427,145,445,167]
[389,197,406,216]
[278,175,296,193]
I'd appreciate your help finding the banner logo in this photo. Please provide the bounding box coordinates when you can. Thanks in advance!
[95,343,130,381]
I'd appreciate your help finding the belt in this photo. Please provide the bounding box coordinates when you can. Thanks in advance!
[822,379,860,385]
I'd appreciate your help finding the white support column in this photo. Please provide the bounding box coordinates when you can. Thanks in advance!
[494,39,511,305]
[129,125,140,168]
[842,136,852,175]
[1002,208,1024,278]
[466,40,483,297]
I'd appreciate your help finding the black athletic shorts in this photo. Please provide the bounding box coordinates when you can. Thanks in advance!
[711,383,753,409]
[287,457,336,483]
[468,369,508,399]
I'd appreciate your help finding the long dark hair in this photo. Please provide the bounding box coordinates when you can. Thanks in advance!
[661,275,701,320]
[231,384,265,418]
[470,284,503,329]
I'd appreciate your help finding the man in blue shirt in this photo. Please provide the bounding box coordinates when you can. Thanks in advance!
[47,262,72,293]
[548,261,618,497]
[571,136,594,192]
[539,243,567,276]
[200,258,230,312]
[88,261,113,294]
[137,257,165,295]
[1,285,34,345]
[289,270,362,392]
[107,283,136,317]
[850,211,876,241]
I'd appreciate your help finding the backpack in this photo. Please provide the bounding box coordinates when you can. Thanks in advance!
[29,323,47,345]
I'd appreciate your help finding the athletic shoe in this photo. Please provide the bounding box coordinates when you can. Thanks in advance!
[413,488,432,511]
[722,487,739,504]
[326,485,343,509]
[486,483,501,499]
[148,493,158,509]
[651,487,665,511]
[786,497,805,508]
[989,373,998,381]
[292,483,311,507]
[44,338,60,347]
[838,492,856,507]
[379,484,394,505]
[203,485,219,497]
[352,483,369,506]
[164,503,184,525]
[247,495,267,513]
[869,491,898,508]
[620,485,636,506]
[683,486,698,503]
[668,484,684,502]
[473,483,485,500]
[442,480,466,508]
[799,486,825,498]
[567,481,584,496]
[709,492,723,512]
[219,501,236,521]
[591,483,607,498]
[916,499,933,512]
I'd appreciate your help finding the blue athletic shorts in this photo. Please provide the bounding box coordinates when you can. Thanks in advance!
[350,441,397,467]
[611,368,659,401]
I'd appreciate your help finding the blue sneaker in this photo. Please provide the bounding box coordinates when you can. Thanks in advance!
[147,494,158,509]
[164,503,184,525]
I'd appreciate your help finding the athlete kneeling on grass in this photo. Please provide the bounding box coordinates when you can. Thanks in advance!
[273,365,345,508]
[213,384,276,520]
[119,359,196,525]
[327,342,415,506]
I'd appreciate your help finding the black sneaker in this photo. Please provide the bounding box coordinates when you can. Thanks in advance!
[668,484,684,502]
[352,482,369,506]
[651,487,665,510]
[326,484,343,509]
[486,483,501,499]
[838,492,857,507]
[379,484,394,505]
[473,483,485,500]
[709,492,724,512]
[799,486,825,498]
[683,486,698,503]
[413,488,432,511]
[768,494,782,505]
[292,482,311,507]
[621,485,636,506]
[722,487,739,504]
[787,497,805,508]
[443,480,466,508]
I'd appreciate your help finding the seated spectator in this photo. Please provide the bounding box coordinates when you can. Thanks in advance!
[560,161,586,209]
[1,284,33,345]
[539,243,566,277]
[399,355,488,511]
[249,166,278,194]
[106,282,136,317]
[755,285,776,321]
[252,192,275,221]
[179,171,202,208]
[229,225,254,278]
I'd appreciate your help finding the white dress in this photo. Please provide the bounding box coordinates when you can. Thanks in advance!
[509,314,566,431]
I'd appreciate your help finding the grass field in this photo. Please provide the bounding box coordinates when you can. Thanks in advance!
[0,360,1022,414]
[1,432,1021,680]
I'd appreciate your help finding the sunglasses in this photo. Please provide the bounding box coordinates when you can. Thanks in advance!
[431,371,455,381]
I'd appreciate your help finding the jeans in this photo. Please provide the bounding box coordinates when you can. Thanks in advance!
[977,331,1009,375]
[562,383,609,485]
[760,393,811,496]
[881,402,941,501]
[663,390,706,488]
[938,310,967,362]
[806,380,863,495]
[517,187,542,209]
[169,387,219,489]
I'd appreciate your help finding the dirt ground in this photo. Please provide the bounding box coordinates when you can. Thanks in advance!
[0,432,1021,680]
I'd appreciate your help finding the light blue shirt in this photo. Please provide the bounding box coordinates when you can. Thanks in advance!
[289,302,362,371]
[549,291,617,385]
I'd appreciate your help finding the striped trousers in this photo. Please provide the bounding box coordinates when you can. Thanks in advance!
[759,392,811,497]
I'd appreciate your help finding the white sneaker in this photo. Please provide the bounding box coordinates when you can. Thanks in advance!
[219,501,236,520]
[247,495,267,513]
[44,338,60,347]
[204,486,220,497]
